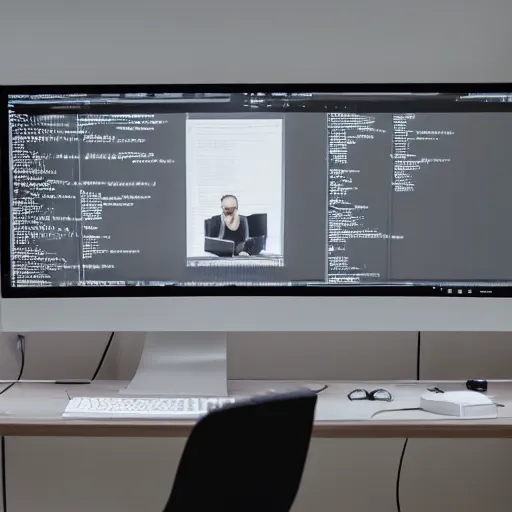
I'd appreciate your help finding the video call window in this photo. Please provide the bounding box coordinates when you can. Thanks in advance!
[186,117,284,265]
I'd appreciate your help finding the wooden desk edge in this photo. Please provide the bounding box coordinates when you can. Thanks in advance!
[2,420,512,438]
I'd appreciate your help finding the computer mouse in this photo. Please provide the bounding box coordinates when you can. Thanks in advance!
[420,390,497,419]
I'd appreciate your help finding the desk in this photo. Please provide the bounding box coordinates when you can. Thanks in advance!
[0,380,512,438]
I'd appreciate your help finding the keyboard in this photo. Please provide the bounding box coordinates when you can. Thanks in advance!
[63,396,236,419]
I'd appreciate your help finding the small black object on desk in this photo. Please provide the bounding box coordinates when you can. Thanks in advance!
[466,379,488,392]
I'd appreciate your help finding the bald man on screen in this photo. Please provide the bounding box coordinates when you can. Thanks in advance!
[212,195,249,256]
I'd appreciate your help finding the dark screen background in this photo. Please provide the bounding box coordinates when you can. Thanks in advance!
[10,111,328,285]
[9,107,512,287]
[390,113,512,281]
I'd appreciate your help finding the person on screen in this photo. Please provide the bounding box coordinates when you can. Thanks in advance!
[213,194,250,256]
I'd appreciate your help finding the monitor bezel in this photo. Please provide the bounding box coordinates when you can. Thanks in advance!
[2,81,512,299]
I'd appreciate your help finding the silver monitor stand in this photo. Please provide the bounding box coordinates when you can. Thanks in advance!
[120,332,228,396]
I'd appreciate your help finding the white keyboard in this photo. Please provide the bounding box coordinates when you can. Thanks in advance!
[63,396,236,419]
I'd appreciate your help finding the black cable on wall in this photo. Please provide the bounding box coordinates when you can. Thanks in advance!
[91,332,116,381]
[396,331,421,512]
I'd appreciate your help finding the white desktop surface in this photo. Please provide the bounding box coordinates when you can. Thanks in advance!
[0,380,511,438]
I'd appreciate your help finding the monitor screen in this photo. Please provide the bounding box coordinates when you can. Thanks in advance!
[3,85,512,298]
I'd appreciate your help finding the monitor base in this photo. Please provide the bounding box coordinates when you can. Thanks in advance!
[119,332,228,397]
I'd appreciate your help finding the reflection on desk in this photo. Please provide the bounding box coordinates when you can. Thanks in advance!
[0,380,511,438]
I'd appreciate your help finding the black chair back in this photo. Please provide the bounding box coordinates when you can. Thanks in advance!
[247,213,267,238]
[162,389,317,512]
[204,218,214,238]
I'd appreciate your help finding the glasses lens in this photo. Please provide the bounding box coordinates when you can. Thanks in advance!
[348,389,367,400]
[373,389,392,401]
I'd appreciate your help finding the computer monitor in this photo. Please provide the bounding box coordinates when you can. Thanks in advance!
[2,84,512,393]
[5,84,512,394]
[3,83,512,331]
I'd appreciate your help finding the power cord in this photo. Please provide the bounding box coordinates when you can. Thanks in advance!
[1,335,26,512]
[0,336,26,398]
[396,438,409,512]
[1,437,6,512]
[396,331,421,512]
[416,330,421,383]
[91,332,115,381]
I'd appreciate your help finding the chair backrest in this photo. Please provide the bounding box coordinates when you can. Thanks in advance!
[162,389,317,512]
[247,213,267,237]
[204,217,214,238]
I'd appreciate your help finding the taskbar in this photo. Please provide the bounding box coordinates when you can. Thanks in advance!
[3,279,512,298]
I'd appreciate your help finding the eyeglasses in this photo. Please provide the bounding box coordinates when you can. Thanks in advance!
[347,388,392,402]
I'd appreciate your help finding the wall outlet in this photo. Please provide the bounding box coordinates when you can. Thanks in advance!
[16,334,25,353]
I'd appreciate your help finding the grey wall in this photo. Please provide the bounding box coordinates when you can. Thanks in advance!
[2,0,512,510]
[1,0,511,84]
[2,332,512,512]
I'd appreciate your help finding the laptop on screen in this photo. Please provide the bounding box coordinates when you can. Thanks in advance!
[205,237,235,257]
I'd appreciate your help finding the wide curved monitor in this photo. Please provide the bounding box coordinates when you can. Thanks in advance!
[2,83,512,331]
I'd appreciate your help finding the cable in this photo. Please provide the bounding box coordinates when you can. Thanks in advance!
[0,337,26,398]
[396,331,421,512]
[313,384,328,394]
[416,331,421,381]
[91,332,115,381]
[1,335,26,512]
[371,408,421,419]
[396,438,408,512]
[1,437,5,512]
